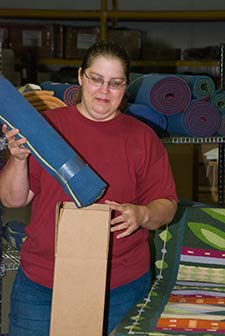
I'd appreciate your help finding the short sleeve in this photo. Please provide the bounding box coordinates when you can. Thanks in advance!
[135,131,178,204]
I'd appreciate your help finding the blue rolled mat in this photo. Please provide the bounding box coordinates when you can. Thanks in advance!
[126,103,168,130]
[166,112,187,136]
[0,75,107,208]
[41,81,80,106]
[180,74,216,99]
[127,74,191,115]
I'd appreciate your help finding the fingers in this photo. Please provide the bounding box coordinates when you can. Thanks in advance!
[112,223,134,239]
[2,124,30,159]
[105,200,139,239]
[110,214,135,239]
[2,124,19,140]
[1,124,8,134]
[9,137,27,148]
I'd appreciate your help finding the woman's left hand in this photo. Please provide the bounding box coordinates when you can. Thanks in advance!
[105,200,145,239]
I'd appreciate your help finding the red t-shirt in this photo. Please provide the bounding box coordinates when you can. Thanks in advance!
[21,106,177,289]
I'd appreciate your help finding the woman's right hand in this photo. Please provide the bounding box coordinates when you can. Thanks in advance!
[2,124,31,160]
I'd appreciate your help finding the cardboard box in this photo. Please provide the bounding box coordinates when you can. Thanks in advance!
[164,144,195,200]
[107,28,142,59]
[142,47,181,60]
[64,27,100,59]
[50,202,111,336]
[7,23,57,58]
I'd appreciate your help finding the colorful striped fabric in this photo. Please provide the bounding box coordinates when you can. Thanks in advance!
[111,206,225,336]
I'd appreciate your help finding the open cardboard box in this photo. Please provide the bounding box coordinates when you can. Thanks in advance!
[50,202,111,336]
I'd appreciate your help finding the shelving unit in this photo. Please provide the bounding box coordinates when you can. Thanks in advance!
[0,4,224,68]
[162,136,225,207]
[40,58,220,69]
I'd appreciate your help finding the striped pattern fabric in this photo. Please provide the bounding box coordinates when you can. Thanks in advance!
[111,206,225,336]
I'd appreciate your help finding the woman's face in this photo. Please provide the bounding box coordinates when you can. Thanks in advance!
[77,56,127,121]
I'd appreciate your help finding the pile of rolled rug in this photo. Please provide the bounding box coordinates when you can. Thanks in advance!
[127,73,222,137]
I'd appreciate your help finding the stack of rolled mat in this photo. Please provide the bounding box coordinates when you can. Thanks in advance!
[0,75,107,208]
[127,73,222,137]
[167,100,221,137]
[40,81,80,106]
[127,74,192,115]
[22,90,67,112]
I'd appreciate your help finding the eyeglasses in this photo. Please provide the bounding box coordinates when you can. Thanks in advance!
[84,72,127,90]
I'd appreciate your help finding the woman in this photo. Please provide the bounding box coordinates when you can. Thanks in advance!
[0,41,178,335]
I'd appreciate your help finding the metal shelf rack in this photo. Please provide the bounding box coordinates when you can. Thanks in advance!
[161,136,225,208]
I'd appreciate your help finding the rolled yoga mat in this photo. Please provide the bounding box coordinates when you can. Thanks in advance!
[127,74,192,115]
[63,85,79,105]
[166,112,187,136]
[210,90,225,115]
[180,74,216,99]
[41,81,80,106]
[167,100,221,137]
[0,75,107,208]
[183,100,221,137]
[125,103,169,138]
[126,103,168,130]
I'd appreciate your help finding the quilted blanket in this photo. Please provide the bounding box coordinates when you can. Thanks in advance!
[111,206,225,335]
